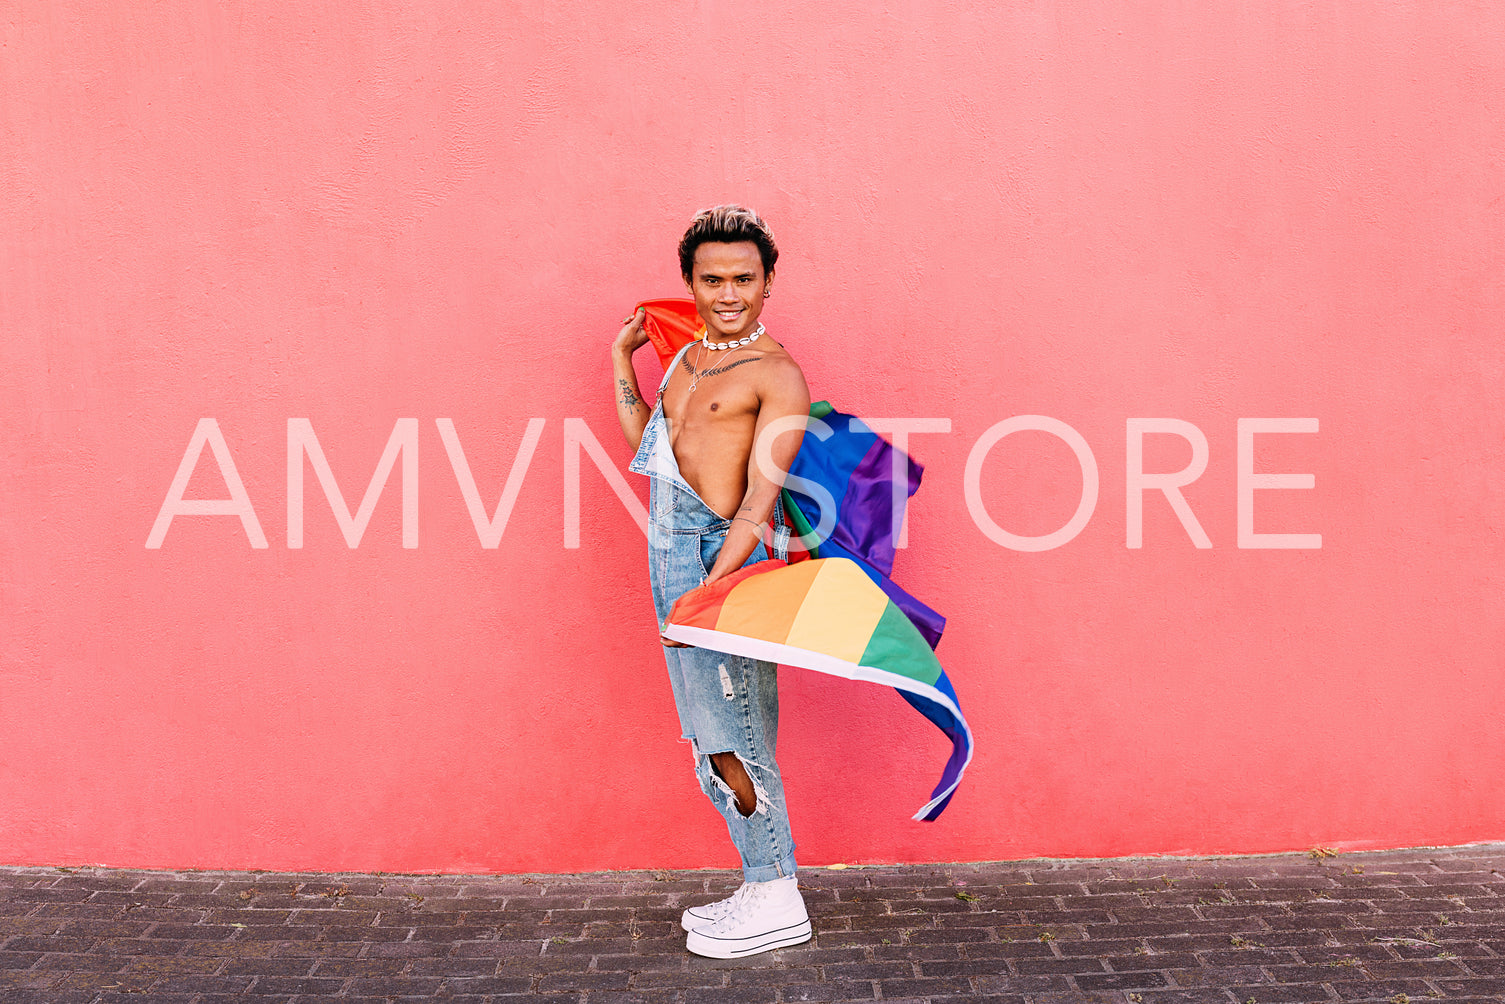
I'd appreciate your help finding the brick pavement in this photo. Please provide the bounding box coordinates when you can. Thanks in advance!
[2,844,1503,1003]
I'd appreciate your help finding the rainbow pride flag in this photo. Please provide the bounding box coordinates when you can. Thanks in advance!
[639,297,973,820]
[780,401,947,649]
[663,557,974,821]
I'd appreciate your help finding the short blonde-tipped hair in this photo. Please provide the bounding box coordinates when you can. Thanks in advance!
[678,205,779,281]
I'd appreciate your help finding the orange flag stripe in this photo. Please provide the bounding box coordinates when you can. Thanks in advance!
[713,557,822,643]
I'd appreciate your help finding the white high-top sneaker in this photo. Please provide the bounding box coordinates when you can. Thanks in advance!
[681,882,747,931]
[684,875,812,958]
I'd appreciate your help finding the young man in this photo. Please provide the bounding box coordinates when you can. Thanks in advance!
[611,206,813,958]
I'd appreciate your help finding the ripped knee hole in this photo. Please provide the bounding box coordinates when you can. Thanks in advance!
[706,750,768,818]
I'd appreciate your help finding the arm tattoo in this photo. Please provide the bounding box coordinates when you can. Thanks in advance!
[617,378,641,409]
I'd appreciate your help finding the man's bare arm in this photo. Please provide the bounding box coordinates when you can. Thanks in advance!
[704,357,811,583]
[611,307,651,451]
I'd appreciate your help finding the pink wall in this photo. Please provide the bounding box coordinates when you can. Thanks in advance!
[3,3,1502,872]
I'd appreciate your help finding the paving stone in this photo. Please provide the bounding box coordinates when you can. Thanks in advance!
[51,971,157,993]
[580,991,682,1004]
[1221,986,1330,1002]
[119,955,226,976]
[720,966,821,984]
[774,946,869,965]
[451,939,559,963]
[1054,938,1144,957]
[147,922,238,940]
[1123,991,1239,1003]
[778,983,876,1001]
[973,973,1075,993]
[1013,956,1111,976]
[0,971,65,991]
[878,977,977,995]
[1105,951,1200,970]
[181,939,277,957]
[5,937,96,954]
[442,974,537,994]
[0,955,42,973]
[268,940,363,958]
[1250,929,1343,948]
[1077,969,1167,993]
[539,971,635,992]
[820,961,915,980]
[344,976,447,995]
[1198,948,1301,966]
[1346,958,1470,979]
[682,988,779,1004]
[918,958,1013,977]
[153,974,256,993]
[1431,976,1505,995]
[629,968,728,988]
[905,925,993,943]
[33,953,126,972]
[0,919,65,937]
[245,976,346,994]
[224,958,320,976]
[1328,979,1437,1000]
[1167,964,1272,987]
[308,957,408,976]
[55,920,152,939]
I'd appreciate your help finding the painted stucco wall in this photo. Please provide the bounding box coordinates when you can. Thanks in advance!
[2,3,1501,872]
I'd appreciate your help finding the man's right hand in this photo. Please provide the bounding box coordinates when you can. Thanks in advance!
[612,306,649,357]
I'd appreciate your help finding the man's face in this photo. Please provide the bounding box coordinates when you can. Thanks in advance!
[685,241,771,341]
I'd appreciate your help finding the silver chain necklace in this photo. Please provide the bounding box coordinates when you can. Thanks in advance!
[687,323,764,394]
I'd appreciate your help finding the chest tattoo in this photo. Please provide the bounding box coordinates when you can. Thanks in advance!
[680,353,762,381]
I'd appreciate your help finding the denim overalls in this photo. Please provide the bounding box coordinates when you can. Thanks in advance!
[628,342,798,882]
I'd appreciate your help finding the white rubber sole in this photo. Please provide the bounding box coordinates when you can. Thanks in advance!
[684,918,813,958]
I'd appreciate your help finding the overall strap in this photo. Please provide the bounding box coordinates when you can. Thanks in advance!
[658,340,697,396]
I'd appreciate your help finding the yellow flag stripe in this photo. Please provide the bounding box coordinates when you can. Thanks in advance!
[782,559,890,662]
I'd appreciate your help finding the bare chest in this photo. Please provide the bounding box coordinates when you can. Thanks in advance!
[660,349,763,448]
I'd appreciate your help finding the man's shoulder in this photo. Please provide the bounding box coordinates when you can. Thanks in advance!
[756,337,803,372]
[751,340,809,406]
[748,339,801,376]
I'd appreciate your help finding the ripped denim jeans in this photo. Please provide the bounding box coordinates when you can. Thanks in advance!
[634,427,797,882]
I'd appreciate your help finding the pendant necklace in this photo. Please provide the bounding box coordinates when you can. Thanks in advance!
[687,323,764,395]
[686,340,711,395]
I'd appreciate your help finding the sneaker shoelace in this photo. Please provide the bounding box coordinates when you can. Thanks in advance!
[697,882,749,922]
[716,880,778,930]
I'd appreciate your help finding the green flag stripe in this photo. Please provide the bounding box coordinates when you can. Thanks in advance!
[857,601,942,685]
